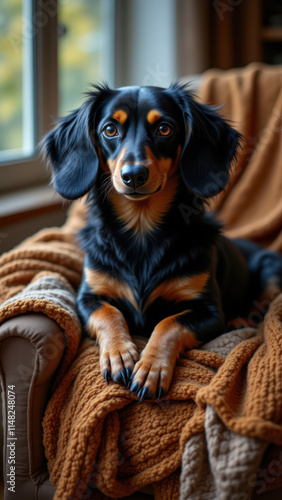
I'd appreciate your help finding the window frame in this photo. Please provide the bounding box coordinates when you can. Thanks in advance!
[0,0,58,194]
[0,0,116,195]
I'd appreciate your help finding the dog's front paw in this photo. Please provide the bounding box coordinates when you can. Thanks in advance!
[129,350,175,402]
[100,340,139,387]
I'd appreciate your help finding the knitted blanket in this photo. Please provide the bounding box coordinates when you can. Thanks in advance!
[0,232,281,499]
[40,295,282,500]
[0,64,281,499]
[201,62,282,252]
[0,202,85,387]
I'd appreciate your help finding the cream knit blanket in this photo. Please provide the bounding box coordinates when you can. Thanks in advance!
[180,329,269,500]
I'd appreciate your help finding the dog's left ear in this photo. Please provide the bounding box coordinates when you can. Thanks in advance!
[43,85,111,200]
[43,102,98,200]
[179,91,241,198]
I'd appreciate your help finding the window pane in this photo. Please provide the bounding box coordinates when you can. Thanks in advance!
[58,0,115,116]
[0,0,35,160]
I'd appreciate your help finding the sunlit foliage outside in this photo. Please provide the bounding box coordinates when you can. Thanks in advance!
[0,0,104,154]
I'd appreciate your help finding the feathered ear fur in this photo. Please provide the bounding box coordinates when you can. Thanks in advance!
[43,85,111,200]
[171,84,242,198]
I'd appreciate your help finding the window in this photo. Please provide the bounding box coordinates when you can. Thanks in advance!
[58,0,115,115]
[0,0,36,160]
[0,0,115,194]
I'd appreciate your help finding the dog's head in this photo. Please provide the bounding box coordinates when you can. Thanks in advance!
[44,83,241,201]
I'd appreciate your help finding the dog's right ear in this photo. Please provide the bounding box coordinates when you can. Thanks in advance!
[43,86,110,200]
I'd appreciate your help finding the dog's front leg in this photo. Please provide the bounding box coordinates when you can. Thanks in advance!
[130,305,224,402]
[87,303,139,385]
[129,311,199,401]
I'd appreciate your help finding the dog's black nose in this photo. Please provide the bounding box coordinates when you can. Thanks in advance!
[121,164,149,188]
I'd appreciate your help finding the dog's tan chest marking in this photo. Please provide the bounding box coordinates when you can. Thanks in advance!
[85,267,139,311]
[109,174,180,235]
[145,272,210,310]
[85,268,208,319]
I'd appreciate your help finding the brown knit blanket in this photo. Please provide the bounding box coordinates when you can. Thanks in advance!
[42,308,282,500]
[0,64,281,499]
[0,204,86,389]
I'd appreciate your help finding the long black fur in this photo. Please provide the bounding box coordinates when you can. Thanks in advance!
[44,83,282,398]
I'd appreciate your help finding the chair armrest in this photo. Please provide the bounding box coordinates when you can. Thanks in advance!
[0,313,65,500]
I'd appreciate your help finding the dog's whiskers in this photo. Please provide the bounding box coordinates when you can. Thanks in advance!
[99,175,114,202]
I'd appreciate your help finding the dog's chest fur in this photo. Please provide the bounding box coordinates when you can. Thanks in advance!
[80,188,218,336]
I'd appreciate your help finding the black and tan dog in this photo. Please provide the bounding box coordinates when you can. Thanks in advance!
[44,83,282,402]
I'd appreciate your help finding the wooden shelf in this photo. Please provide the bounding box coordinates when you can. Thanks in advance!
[261,26,282,42]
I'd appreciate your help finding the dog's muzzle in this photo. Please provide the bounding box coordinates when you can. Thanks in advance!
[120,164,149,189]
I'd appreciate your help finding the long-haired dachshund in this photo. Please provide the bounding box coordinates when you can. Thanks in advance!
[44,83,282,402]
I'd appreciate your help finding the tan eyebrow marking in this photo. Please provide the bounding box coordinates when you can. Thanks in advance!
[112,109,128,124]
[147,109,163,124]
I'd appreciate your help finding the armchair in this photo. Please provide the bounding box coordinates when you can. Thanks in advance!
[0,63,282,499]
[0,313,63,500]
[1,311,282,500]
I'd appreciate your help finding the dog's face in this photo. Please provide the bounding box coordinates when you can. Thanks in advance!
[44,83,241,201]
[96,87,185,200]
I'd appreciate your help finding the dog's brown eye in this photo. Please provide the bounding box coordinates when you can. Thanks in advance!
[157,123,172,136]
[104,124,118,137]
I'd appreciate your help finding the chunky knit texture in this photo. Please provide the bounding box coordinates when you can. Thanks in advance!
[180,405,268,500]
[0,201,86,387]
[41,297,282,499]
[0,64,281,499]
